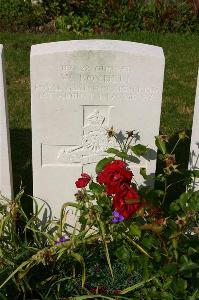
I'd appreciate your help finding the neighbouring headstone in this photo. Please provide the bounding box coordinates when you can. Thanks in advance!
[189,69,199,189]
[0,45,13,200]
[31,40,165,218]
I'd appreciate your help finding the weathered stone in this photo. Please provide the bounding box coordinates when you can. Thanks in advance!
[0,45,13,200]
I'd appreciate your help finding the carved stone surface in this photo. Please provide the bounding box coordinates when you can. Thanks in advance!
[31,40,165,219]
[0,45,13,200]
[189,69,199,189]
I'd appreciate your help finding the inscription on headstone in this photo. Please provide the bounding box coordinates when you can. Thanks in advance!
[31,40,165,218]
[189,69,199,189]
[0,45,13,200]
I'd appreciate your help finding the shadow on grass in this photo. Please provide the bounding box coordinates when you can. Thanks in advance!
[155,130,192,212]
[10,128,32,215]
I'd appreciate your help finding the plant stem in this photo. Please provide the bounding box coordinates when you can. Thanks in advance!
[170,138,180,155]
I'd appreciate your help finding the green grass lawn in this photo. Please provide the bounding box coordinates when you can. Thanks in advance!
[0,31,198,195]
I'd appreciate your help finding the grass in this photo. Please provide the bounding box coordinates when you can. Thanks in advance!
[0,31,198,195]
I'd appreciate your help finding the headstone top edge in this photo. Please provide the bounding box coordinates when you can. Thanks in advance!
[31,39,164,58]
[0,44,3,53]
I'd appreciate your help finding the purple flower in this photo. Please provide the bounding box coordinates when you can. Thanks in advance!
[59,236,67,243]
[54,235,69,246]
[112,210,124,223]
[54,240,61,246]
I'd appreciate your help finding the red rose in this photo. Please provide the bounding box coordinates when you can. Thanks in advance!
[97,160,132,195]
[75,173,91,188]
[113,184,140,219]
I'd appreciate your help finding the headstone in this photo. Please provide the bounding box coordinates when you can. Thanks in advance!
[0,45,13,200]
[189,69,199,189]
[31,40,165,218]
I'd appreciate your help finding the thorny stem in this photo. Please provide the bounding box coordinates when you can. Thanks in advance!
[158,235,169,260]
[125,136,134,151]
[162,178,188,206]
[170,138,180,155]
[114,134,124,152]
[161,178,168,205]
[166,179,186,191]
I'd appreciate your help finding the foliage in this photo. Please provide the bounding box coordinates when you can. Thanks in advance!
[0,0,198,33]
[0,130,199,299]
[0,0,47,31]
[52,0,199,34]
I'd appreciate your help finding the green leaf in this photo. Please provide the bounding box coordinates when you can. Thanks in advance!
[131,144,149,157]
[61,202,82,210]
[129,223,141,238]
[106,148,129,159]
[0,259,31,289]
[120,276,156,294]
[71,252,86,288]
[0,292,8,300]
[142,236,156,250]
[116,151,129,159]
[187,289,199,300]
[153,250,162,263]
[156,173,166,183]
[163,278,173,290]
[180,255,189,264]
[178,192,189,209]
[60,201,83,233]
[179,261,199,272]
[89,181,104,193]
[106,147,120,154]
[172,278,187,293]
[124,234,153,259]
[163,263,177,275]
[169,202,180,213]
[116,245,131,261]
[161,292,174,300]
[73,295,117,300]
[45,277,73,298]
[95,157,114,174]
[192,170,199,178]
[155,136,167,154]
[97,215,113,277]
[140,167,148,180]
[179,131,188,140]
[188,247,198,256]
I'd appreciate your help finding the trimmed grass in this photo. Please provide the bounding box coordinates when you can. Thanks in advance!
[0,31,198,194]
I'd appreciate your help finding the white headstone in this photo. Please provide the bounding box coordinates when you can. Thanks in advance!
[189,69,199,189]
[0,45,13,200]
[31,40,165,218]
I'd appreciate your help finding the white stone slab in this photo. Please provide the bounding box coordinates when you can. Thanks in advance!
[0,45,13,200]
[189,69,199,189]
[31,40,165,218]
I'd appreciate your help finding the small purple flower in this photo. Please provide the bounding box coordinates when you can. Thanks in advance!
[112,210,124,223]
[59,236,67,243]
[54,240,61,246]
[54,235,69,246]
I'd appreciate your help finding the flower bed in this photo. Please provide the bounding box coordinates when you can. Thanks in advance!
[0,130,198,299]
